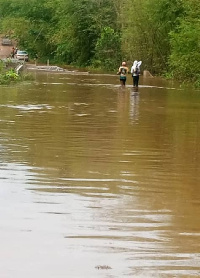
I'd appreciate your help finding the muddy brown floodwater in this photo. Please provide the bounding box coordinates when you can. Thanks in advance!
[0,70,200,278]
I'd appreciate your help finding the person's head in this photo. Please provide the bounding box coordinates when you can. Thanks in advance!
[122,61,126,66]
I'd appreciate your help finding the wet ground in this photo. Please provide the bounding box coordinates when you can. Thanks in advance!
[0,36,14,59]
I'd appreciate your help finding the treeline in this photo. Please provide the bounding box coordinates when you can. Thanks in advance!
[0,0,200,84]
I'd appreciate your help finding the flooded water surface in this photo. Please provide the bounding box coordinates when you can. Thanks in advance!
[0,71,200,277]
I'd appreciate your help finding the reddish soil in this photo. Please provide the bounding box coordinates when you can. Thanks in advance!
[0,36,16,59]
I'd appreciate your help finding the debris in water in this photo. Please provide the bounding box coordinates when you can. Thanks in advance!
[95,265,112,270]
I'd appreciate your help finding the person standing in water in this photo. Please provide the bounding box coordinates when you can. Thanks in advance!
[117,61,129,87]
[131,60,142,88]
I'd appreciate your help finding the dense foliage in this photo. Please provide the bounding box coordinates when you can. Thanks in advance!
[0,0,199,84]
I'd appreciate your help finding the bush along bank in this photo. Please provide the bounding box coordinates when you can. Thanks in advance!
[0,59,34,85]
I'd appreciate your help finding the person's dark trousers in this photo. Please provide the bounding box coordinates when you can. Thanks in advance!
[133,75,139,87]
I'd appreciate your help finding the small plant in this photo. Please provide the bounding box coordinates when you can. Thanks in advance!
[0,68,19,84]
[5,69,20,80]
[0,74,10,85]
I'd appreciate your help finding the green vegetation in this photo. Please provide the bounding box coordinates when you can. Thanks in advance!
[0,68,34,85]
[0,60,34,85]
[0,60,18,84]
[0,0,199,85]
[0,69,19,85]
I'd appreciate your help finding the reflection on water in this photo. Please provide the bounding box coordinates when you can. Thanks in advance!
[0,72,200,277]
[130,88,140,123]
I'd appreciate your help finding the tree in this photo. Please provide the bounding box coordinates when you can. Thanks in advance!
[119,0,184,73]
[51,0,119,66]
[169,0,200,84]
[93,27,121,70]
